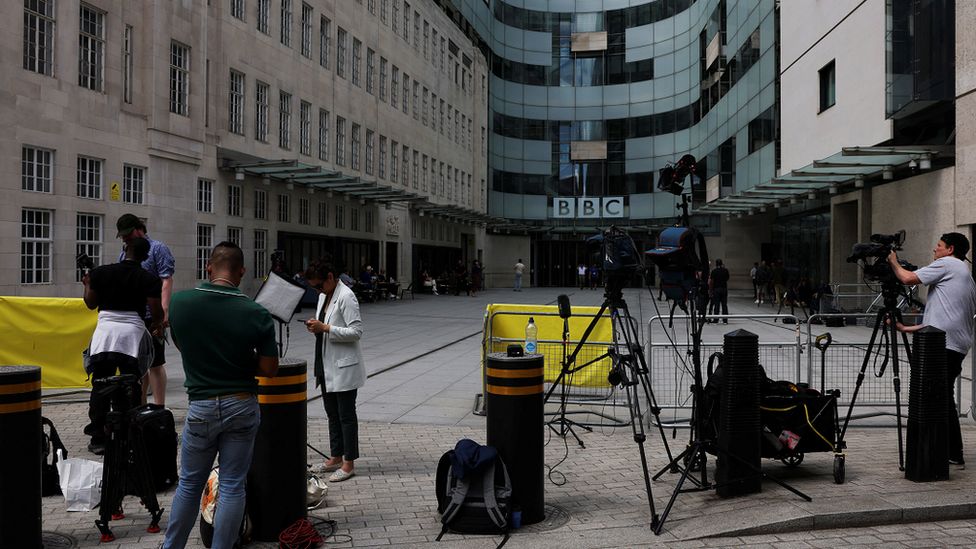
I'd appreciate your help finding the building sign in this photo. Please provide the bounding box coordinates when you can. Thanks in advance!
[552,197,624,219]
[110,181,121,201]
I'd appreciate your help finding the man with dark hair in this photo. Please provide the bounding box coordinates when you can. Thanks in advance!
[889,232,976,469]
[708,259,730,323]
[162,242,279,549]
[82,236,163,455]
[117,213,175,406]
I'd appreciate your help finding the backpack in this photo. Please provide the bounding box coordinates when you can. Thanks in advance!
[41,416,67,497]
[435,440,512,548]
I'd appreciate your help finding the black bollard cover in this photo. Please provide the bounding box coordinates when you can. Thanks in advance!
[716,330,762,497]
[906,327,949,481]
[0,365,42,549]
[485,352,545,525]
[248,358,308,541]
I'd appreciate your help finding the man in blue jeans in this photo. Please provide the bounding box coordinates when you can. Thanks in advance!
[162,242,279,549]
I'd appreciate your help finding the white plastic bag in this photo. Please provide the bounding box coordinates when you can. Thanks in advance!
[55,454,103,512]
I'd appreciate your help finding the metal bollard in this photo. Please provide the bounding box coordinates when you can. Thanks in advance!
[485,352,545,525]
[0,365,42,549]
[248,358,308,541]
[906,327,949,481]
[716,330,762,497]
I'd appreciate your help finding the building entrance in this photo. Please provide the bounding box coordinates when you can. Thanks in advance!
[532,233,651,287]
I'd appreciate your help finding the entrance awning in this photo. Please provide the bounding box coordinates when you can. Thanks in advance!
[695,145,953,217]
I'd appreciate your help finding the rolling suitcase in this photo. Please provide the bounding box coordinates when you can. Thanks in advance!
[128,404,178,492]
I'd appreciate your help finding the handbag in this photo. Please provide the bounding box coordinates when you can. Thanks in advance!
[307,471,328,510]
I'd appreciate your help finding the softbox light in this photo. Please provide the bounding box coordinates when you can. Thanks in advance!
[254,271,306,323]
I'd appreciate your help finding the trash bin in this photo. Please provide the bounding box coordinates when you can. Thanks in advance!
[0,365,42,549]
[248,357,308,541]
[485,352,545,525]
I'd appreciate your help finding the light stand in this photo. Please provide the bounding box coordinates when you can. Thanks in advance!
[545,294,592,447]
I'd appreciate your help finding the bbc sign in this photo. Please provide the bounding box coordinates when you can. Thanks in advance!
[552,197,624,219]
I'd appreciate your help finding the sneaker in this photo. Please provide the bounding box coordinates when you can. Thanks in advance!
[950,459,966,470]
[88,441,105,455]
[754,299,759,304]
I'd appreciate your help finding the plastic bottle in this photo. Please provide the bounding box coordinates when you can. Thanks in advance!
[525,317,538,354]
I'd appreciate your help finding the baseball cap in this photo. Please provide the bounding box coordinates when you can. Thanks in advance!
[116,214,144,237]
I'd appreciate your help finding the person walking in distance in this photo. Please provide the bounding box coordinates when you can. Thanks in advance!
[514,259,525,291]
[162,242,279,549]
[578,263,587,289]
[772,260,786,306]
[750,262,759,301]
[888,232,976,469]
[116,214,175,406]
[709,259,730,323]
[305,260,367,482]
[755,261,770,305]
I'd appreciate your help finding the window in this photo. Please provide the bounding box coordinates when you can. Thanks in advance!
[254,189,267,219]
[351,38,362,86]
[336,28,347,78]
[22,146,53,193]
[447,165,452,200]
[278,194,291,222]
[429,156,436,193]
[299,100,311,155]
[123,164,145,204]
[78,4,106,91]
[280,0,292,47]
[440,37,445,72]
[431,28,438,67]
[365,48,375,94]
[227,226,242,246]
[253,229,268,277]
[379,57,387,101]
[401,145,409,186]
[401,74,409,113]
[24,0,55,76]
[334,204,344,229]
[378,135,387,178]
[365,209,374,233]
[390,140,398,182]
[481,126,486,155]
[279,91,291,149]
[22,208,53,284]
[422,87,428,125]
[255,81,269,141]
[365,129,374,174]
[447,107,452,141]
[438,161,444,195]
[819,60,836,112]
[75,213,102,281]
[122,25,133,103]
[381,0,389,24]
[423,20,429,59]
[257,0,270,33]
[229,70,245,134]
[422,155,428,191]
[431,93,437,131]
[197,178,214,212]
[412,151,419,188]
[439,99,444,133]
[413,11,420,50]
[391,66,399,107]
[351,123,361,170]
[318,108,329,161]
[300,3,312,58]
[318,201,328,226]
[196,225,213,279]
[77,156,102,199]
[412,81,419,120]
[319,16,331,69]
[403,2,410,42]
[335,116,346,165]
[392,0,399,34]
[169,41,190,115]
[228,183,242,216]
[749,106,777,153]
[299,197,310,224]
[231,0,245,20]
[368,0,376,15]
[350,208,359,231]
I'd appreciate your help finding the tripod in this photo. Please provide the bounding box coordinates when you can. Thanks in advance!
[545,309,592,448]
[840,280,912,470]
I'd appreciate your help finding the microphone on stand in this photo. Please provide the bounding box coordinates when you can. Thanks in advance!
[557,294,572,320]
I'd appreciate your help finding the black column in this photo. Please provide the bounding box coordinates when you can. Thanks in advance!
[906,327,949,481]
[0,365,42,549]
[715,330,762,497]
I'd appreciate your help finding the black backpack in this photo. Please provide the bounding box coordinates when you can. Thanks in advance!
[41,416,67,496]
[435,442,512,548]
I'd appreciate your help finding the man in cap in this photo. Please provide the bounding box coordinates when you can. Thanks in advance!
[116,213,175,406]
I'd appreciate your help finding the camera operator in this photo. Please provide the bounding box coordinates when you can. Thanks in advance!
[82,237,163,455]
[888,232,976,467]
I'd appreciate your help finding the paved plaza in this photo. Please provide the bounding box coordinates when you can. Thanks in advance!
[37,286,976,547]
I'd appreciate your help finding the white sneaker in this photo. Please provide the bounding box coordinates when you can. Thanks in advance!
[754,299,759,304]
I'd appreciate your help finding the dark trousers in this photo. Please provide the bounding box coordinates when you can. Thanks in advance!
[85,355,141,444]
[947,350,965,462]
[323,389,359,461]
[710,287,729,321]
[752,281,758,299]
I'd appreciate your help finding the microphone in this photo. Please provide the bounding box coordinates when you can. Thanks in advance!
[557,294,572,319]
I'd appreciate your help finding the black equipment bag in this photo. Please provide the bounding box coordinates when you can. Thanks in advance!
[435,444,512,548]
[127,404,178,492]
[760,393,837,456]
[41,416,67,496]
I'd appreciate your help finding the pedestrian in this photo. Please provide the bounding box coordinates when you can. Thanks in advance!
[889,232,976,469]
[709,259,730,323]
[589,263,600,289]
[116,213,175,407]
[162,242,279,549]
[305,260,366,482]
[772,260,786,305]
[578,263,587,289]
[454,259,470,296]
[82,237,163,455]
[750,262,759,300]
[514,258,525,291]
[755,261,770,305]
[471,260,483,296]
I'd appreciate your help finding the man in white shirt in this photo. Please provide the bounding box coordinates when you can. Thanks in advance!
[889,232,976,468]
[514,259,525,292]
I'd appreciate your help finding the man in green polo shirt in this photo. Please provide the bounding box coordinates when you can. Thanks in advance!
[162,242,278,549]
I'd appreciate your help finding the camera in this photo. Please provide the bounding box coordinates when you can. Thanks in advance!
[76,252,95,271]
[846,230,917,282]
[586,226,642,286]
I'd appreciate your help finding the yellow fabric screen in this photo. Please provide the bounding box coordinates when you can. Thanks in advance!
[0,297,96,389]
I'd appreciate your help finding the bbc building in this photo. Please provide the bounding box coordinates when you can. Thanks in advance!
[3,0,972,295]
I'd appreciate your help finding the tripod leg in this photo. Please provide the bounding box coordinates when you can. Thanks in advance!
[890,310,907,471]
[652,442,702,535]
[841,310,885,439]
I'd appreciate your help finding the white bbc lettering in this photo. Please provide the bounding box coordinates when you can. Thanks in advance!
[579,197,600,218]
[551,197,624,219]
[553,197,575,218]
[602,197,624,218]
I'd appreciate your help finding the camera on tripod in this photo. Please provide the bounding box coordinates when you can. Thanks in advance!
[846,230,917,283]
[586,226,642,288]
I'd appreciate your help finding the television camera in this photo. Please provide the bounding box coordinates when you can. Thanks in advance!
[846,230,917,283]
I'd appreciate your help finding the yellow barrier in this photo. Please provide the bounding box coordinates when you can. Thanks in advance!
[0,297,96,389]
[483,303,613,388]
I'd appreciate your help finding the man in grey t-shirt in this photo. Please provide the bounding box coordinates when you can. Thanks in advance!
[889,232,976,467]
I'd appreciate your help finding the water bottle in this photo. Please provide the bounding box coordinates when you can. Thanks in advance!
[525,317,538,354]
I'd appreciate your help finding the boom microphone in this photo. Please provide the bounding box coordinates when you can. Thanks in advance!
[557,294,572,319]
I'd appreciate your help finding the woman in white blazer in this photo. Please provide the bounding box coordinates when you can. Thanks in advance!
[304,261,366,482]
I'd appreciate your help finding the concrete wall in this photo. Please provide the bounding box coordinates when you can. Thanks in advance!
[707,214,775,290]
[483,234,530,289]
[957,0,976,228]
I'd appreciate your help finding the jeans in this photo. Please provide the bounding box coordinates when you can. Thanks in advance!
[711,287,729,320]
[947,350,965,462]
[514,273,522,290]
[323,389,359,460]
[163,396,260,549]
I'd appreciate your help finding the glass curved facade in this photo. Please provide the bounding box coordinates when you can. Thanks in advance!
[445,0,779,224]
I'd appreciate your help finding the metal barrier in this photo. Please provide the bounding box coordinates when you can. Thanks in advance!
[827,283,921,314]
[645,314,803,413]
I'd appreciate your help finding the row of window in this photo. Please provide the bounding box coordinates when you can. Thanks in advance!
[22,146,145,203]
[492,0,696,33]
